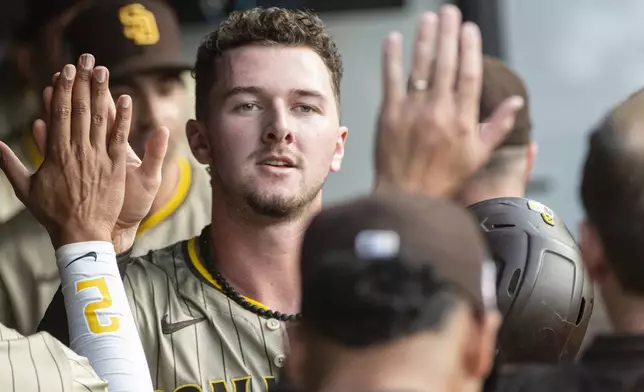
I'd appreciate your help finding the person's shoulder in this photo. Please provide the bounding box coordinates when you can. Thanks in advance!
[40,330,108,392]
[0,322,24,342]
[138,237,191,264]
[126,237,193,280]
[60,338,108,392]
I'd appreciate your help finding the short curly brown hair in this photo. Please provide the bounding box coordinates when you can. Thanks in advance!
[192,7,343,122]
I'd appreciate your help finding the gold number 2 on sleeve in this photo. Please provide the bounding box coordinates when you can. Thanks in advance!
[76,277,121,334]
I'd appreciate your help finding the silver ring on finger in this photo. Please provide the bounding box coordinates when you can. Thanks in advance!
[408,79,429,92]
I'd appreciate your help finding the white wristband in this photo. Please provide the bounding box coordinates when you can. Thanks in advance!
[56,241,153,392]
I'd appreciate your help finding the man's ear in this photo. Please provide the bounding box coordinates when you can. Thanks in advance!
[463,310,502,380]
[329,126,348,173]
[579,219,609,282]
[186,119,212,166]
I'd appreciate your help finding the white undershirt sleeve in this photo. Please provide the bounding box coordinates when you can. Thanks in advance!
[56,241,153,392]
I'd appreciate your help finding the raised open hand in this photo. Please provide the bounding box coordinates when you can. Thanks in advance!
[375,5,525,197]
[34,59,169,252]
[0,54,131,248]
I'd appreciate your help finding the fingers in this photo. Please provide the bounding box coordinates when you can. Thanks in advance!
[479,96,525,149]
[0,142,30,201]
[105,86,118,144]
[108,89,117,130]
[89,67,110,149]
[42,85,53,126]
[71,54,95,145]
[32,119,48,158]
[432,5,462,95]
[49,64,76,155]
[108,95,132,163]
[456,22,483,123]
[42,72,59,127]
[382,32,405,108]
[408,12,438,93]
[140,126,170,179]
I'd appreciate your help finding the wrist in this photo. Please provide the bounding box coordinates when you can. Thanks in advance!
[55,241,117,276]
[112,226,138,254]
[52,229,113,250]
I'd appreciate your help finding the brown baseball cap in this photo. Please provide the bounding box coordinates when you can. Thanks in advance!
[63,0,191,79]
[481,55,532,146]
[300,192,497,344]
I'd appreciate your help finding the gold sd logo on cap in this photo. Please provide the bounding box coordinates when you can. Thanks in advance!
[119,3,160,46]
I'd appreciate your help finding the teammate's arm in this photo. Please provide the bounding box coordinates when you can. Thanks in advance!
[0,54,164,391]
[56,240,152,392]
[37,245,135,345]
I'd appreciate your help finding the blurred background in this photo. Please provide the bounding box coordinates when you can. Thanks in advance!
[2,0,644,236]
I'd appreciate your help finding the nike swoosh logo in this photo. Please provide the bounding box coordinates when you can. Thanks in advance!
[64,251,98,269]
[161,314,206,335]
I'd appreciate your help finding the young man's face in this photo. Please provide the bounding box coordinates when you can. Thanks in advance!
[111,70,188,161]
[198,45,347,218]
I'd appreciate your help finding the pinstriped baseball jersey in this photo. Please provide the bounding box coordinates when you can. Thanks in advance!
[0,323,107,392]
[124,235,287,391]
[0,151,212,335]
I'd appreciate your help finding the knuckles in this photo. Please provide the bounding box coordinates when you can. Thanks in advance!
[422,108,449,130]
[116,107,131,122]
[55,104,72,120]
[91,113,106,126]
[59,77,74,91]
[75,70,92,83]
[71,99,90,116]
[456,117,473,135]
[458,69,479,87]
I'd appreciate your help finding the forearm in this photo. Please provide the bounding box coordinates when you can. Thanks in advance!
[38,246,134,342]
[56,241,152,392]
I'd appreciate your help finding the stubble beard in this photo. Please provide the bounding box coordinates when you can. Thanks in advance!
[244,185,321,220]
[212,166,325,221]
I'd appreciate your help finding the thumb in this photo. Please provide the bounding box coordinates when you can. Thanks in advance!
[0,141,31,201]
[140,126,170,179]
[479,96,525,150]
